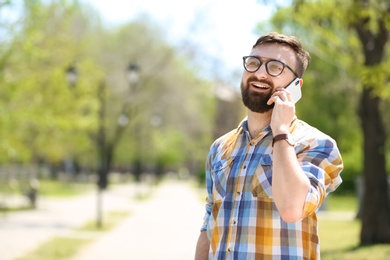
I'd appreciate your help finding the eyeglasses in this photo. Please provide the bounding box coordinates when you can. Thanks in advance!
[242,56,299,77]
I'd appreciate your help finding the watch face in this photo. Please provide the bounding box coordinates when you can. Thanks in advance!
[287,134,295,146]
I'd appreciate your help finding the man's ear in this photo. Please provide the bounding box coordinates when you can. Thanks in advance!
[299,78,303,87]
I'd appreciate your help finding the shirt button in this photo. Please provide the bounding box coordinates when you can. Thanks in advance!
[228,247,232,252]
[237,191,241,196]
[232,220,237,225]
[243,165,247,169]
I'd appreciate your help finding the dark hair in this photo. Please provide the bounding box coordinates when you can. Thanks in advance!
[253,32,311,77]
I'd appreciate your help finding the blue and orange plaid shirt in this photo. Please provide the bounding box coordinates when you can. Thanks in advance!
[201,117,343,259]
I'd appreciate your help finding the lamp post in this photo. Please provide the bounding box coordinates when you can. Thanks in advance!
[65,63,140,228]
[96,62,140,228]
[66,65,78,87]
[127,63,140,85]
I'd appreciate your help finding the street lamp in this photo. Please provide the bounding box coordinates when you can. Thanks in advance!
[66,65,78,87]
[65,62,140,228]
[95,62,140,228]
[126,63,145,181]
[115,63,140,126]
[127,63,140,85]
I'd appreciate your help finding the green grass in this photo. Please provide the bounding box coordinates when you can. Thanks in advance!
[320,220,390,259]
[325,193,358,212]
[16,237,92,260]
[78,210,131,232]
[38,180,94,197]
[319,194,390,259]
[0,205,33,213]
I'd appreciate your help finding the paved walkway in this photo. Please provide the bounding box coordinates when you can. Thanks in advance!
[0,178,355,260]
[0,179,205,260]
[73,180,205,260]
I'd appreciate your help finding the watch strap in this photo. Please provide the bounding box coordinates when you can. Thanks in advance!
[272,134,291,146]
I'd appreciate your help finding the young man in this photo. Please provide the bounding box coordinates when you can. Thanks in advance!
[195,32,343,259]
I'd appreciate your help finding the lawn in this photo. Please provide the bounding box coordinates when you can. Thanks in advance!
[320,219,390,259]
[319,194,390,259]
[17,237,92,260]
[38,180,95,197]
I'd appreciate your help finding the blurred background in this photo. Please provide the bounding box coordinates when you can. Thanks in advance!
[0,0,389,259]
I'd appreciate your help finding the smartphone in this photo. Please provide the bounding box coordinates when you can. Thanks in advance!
[285,78,302,103]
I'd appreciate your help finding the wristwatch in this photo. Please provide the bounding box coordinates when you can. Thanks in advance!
[272,133,295,146]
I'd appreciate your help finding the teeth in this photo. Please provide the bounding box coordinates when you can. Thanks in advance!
[253,84,269,89]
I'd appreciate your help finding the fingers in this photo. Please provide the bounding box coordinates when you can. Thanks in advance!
[267,89,292,105]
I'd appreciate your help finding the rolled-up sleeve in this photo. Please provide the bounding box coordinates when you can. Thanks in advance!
[298,137,343,218]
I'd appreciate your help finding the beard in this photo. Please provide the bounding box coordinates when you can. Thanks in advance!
[241,77,274,113]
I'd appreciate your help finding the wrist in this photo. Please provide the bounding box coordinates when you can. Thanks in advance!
[272,127,290,136]
[272,133,295,147]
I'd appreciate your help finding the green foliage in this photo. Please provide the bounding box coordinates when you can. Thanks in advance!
[0,0,102,164]
[108,19,216,170]
[0,0,217,176]
[257,0,390,192]
[360,63,390,98]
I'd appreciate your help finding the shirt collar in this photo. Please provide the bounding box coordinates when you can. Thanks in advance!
[237,117,271,135]
[236,116,298,145]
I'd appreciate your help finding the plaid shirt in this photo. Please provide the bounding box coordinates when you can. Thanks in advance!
[201,117,343,259]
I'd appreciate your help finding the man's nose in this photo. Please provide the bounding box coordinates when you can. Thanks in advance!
[254,63,268,78]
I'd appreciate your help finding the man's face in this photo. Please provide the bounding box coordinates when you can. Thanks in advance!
[241,43,298,113]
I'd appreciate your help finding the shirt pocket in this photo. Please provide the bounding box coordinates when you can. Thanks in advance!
[211,157,234,200]
[252,154,273,198]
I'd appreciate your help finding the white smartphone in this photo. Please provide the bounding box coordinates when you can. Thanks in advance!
[285,78,302,103]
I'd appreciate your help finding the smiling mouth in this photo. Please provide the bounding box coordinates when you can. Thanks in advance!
[252,83,270,89]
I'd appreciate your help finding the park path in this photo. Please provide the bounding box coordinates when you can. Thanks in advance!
[0,178,205,260]
[0,178,355,260]
[73,179,205,260]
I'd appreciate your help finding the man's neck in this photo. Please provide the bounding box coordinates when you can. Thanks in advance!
[247,109,272,138]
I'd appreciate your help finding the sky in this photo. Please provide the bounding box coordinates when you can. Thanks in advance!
[83,0,273,73]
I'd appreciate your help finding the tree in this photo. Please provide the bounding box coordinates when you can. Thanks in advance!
[352,0,390,244]
[258,0,390,244]
[82,17,215,183]
[0,0,217,186]
[0,0,110,177]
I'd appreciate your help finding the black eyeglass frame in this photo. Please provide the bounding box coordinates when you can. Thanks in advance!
[242,56,299,78]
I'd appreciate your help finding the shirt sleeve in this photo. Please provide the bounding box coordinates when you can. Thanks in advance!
[298,137,343,218]
[200,149,214,231]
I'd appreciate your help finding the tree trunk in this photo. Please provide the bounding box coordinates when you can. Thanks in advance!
[354,6,390,244]
[97,81,109,190]
[358,88,390,244]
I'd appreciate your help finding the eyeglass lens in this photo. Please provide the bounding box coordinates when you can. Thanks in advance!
[243,56,284,76]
